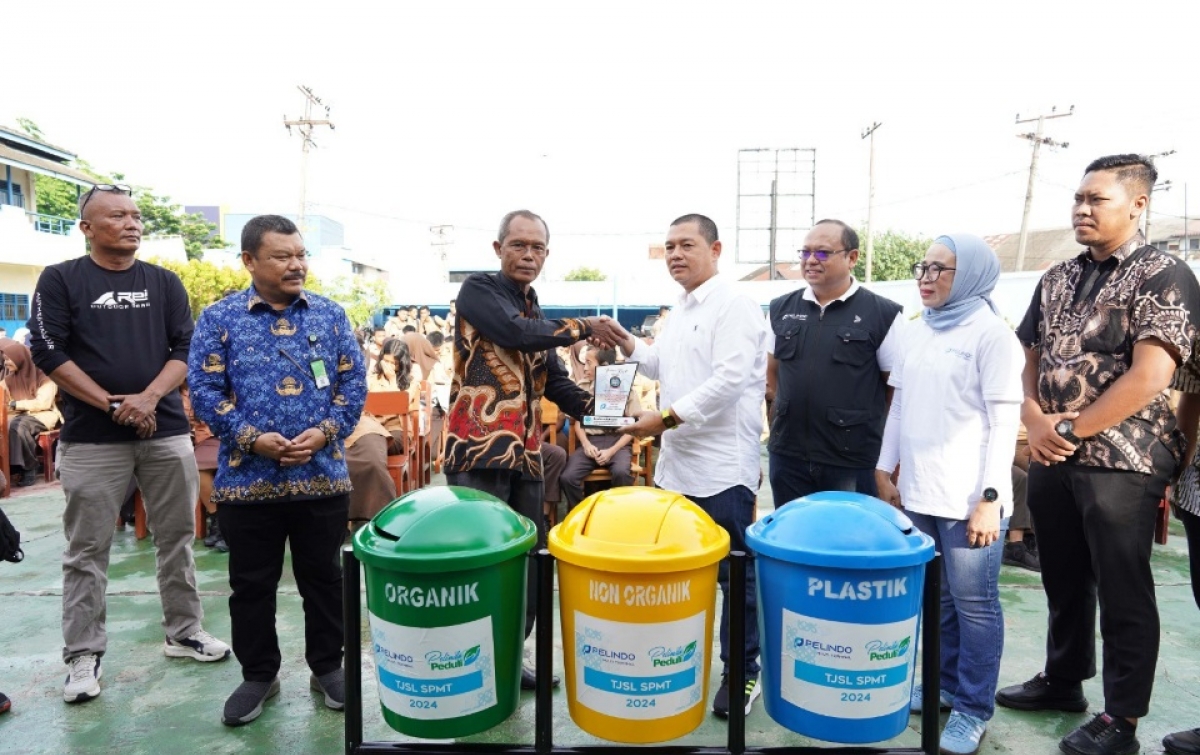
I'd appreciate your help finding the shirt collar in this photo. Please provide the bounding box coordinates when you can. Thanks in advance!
[1081,231,1147,266]
[678,273,723,306]
[802,276,860,306]
[497,272,539,305]
[246,285,308,312]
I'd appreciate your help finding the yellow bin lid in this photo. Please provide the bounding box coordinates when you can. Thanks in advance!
[548,487,730,573]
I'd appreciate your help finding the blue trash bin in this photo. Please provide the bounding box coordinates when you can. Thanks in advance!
[745,491,935,744]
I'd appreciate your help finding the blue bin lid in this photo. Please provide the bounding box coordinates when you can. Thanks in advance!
[745,491,934,568]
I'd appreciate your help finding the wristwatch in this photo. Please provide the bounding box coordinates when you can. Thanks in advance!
[661,408,679,430]
[982,487,999,503]
[1055,419,1081,445]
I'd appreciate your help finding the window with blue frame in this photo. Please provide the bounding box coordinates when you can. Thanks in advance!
[0,293,30,321]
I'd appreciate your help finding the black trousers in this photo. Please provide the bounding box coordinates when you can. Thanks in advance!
[1027,454,1171,719]
[219,495,349,682]
[446,469,543,640]
[1181,507,1200,612]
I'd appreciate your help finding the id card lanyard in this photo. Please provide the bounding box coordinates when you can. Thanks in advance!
[279,331,331,389]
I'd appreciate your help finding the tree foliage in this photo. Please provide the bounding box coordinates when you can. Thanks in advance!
[852,228,932,283]
[317,275,391,328]
[563,266,607,281]
[150,257,251,319]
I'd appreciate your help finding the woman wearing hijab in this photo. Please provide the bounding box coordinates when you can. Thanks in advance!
[874,235,1024,755]
[2,340,62,486]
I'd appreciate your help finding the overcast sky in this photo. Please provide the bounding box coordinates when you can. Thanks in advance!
[5,0,1199,285]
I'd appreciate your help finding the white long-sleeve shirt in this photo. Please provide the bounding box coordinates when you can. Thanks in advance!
[876,308,1023,519]
[629,274,767,498]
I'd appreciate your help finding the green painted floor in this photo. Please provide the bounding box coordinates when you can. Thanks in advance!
[2,461,1199,754]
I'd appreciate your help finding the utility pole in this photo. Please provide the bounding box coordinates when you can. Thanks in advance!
[1185,183,1190,260]
[861,121,881,282]
[1014,106,1073,272]
[768,178,779,280]
[283,85,335,235]
[430,225,454,283]
[1143,149,1175,248]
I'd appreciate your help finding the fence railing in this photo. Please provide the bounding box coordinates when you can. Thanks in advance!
[27,211,75,236]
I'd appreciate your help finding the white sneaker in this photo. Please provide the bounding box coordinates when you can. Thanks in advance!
[164,629,231,662]
[63,654,102,703]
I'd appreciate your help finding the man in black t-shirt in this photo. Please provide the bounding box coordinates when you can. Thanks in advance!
[28,185,230,706]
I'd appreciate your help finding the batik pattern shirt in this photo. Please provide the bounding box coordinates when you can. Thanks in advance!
[1170,343,1200,516]
[1016,233,1199,473]
[188,287,366,503]
[444,272,593,480]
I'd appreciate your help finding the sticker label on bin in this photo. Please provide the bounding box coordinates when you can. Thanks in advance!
[368,612,497,720]
[780,609,916,719]
[574,610,705,719]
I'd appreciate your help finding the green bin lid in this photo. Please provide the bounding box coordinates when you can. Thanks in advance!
[352,486,537,573]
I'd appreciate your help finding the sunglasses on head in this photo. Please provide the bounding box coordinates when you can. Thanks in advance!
[79,184,133,216]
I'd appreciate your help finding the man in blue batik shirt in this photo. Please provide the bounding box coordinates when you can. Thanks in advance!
[189,215,366,727]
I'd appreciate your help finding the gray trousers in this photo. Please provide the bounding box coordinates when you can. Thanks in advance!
[59,435,203,661]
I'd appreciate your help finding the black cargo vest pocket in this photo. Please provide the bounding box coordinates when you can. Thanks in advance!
[832,326,873,367]
[827,406,872,453]
[773,326,802,360]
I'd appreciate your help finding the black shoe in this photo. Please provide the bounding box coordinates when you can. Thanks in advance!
[520,664,559,690]
[1002,541,1041,572]
[0,691,10,714]
[711,673,762,719]
[996,672,1088,712]
[1060,713,1139,755]
[17,472,38,487]
[203,513,221,548]
[1165,728,1200,755]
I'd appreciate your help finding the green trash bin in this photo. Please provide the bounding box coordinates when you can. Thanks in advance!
[352,486,538,738]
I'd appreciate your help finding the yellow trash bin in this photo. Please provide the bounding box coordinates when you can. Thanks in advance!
[548,487,730,743]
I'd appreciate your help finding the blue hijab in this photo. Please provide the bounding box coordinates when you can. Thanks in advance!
[921,233,1001,331]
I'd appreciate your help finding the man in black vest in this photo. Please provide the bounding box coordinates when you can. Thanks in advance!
[766,219,904,508]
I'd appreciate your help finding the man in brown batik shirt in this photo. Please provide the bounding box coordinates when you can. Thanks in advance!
[997,154,1200,755]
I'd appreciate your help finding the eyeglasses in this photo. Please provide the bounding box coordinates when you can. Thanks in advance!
[79,184,133,216]
[799,248,849,261]
[912,262,957,281]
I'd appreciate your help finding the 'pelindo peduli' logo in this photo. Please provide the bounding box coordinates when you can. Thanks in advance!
[866,637,911,662]
[425,645,481,671]
[648,641,697,668]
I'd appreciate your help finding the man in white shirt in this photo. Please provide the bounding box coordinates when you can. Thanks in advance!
[615,213,768,720]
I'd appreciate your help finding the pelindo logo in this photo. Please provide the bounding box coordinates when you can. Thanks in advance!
[794,637,853,655]
[649,641,697,667]
[580,644,636,662]
[866,637,911,661]
[373,644,414,664]
[425,645,481,671]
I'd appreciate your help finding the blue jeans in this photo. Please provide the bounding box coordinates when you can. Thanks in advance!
[768,452,877,509]
[688,485,761,677]
[906,511,1008,721]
